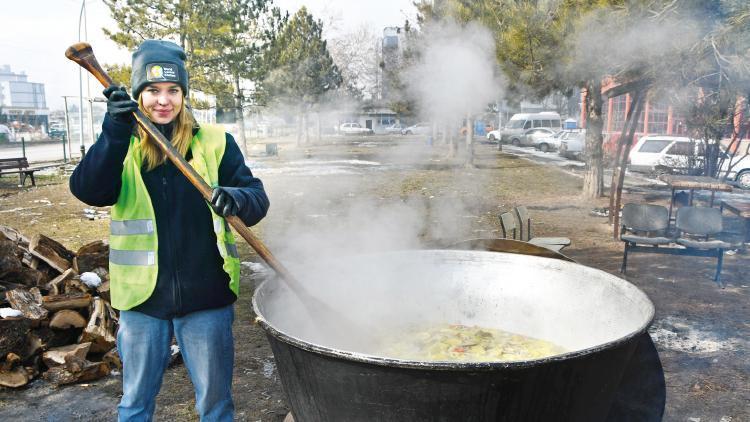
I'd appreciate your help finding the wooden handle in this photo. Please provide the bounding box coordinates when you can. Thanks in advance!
[65,42,299,286]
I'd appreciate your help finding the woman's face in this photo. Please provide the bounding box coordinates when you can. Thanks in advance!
[140,82,183,124]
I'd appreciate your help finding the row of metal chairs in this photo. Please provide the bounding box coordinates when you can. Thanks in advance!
[499,206,570,252]
[620,204,731,287]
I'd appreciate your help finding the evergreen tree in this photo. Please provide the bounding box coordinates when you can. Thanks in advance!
[261,7,342,145]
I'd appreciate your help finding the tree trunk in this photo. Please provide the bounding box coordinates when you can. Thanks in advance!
[316,112,322,143]
[302,113,309,144]
[296,105,303,146]
[234,77,248,155]
[465,112,474,167]
[582,80,605,199]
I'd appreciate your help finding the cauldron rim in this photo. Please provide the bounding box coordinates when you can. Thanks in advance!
[252,250,655,371]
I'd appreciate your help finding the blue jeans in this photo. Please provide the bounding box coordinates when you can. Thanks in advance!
[117,305,235,422]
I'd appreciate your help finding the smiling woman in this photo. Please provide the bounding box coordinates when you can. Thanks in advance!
[139,82,183,124]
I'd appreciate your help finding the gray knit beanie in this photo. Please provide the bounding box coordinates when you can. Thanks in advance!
[130,40,189,99]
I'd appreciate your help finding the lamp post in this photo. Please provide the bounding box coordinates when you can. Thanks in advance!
[78,0,87,159]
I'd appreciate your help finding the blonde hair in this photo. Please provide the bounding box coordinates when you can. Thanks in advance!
[136,94,196,171]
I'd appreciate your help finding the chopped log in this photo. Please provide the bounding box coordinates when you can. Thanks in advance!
[0,366,29,387]
[0,226,30,246]
[6,288,48,321]
[0,240,45,288]
[29,327,80,352]
[0,318,31,358]
[63,277,89,295]
[22,253,40,269]
[79,298,116,353]
[42,342,91,367]
[0,353,29,388]
[103,348,121,370]
[41,292,91,311]
[43,355,110,386]
[1,353,21,371]
[46,268,77,295]
[28,234,74,274]
[97,281,110,303]
[0,240,23,274]
[26,332,44,358]
[73,241,109,274]
[49,310,87,329]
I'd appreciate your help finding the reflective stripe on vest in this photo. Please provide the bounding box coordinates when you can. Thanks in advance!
[108,124,240,310]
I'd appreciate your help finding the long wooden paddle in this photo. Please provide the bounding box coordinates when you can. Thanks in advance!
[65,42,338,322]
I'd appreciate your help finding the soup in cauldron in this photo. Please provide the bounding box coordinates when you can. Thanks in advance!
[378,323,567,362]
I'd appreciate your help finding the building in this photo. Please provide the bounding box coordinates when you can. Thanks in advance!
[0,65,49,129]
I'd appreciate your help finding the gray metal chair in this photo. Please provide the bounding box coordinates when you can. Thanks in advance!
[514,206,571,249]
[620,203,673,274]
[675,207,731,286]
[499,211,564,253]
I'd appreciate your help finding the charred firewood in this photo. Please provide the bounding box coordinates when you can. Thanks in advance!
[73,241,109,274]
[0,317,32,358]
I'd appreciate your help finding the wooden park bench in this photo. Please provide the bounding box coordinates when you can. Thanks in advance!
[0,157,39,187]
[620,203,731,287]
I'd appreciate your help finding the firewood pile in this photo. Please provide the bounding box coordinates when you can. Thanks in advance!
[0,225,118,388]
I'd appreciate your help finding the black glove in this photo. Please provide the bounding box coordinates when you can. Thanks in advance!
[103,86,138,124]
[211,187,245,217]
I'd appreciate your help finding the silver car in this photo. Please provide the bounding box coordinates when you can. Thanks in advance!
[516,128,556,147]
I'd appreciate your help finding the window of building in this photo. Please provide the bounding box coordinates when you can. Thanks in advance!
[648,100,668,133]
[612,95,627,132]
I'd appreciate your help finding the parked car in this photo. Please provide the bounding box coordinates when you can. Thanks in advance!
[401,122,431,135]
[339,122,373,135]
[535,130,587,153]
[513,127,556,147]
[722,150,750,189]
[627,135,704,174]
[486,129,501,142]
[384,123,405,134]
[533,131,563,152]
[500,111,562,143]
[558,131,586,160]
[48,127,67,140]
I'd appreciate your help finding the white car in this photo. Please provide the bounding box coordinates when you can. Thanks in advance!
[383,123,405,134]
[401,122,431,135]
[486,129,501,142]
[339,122,373,135]
[627,136,703,174]
[533,131,564,152]
[535,130,586,153]
[558,131,586,160]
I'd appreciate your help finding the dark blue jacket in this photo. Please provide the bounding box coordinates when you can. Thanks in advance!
[70,114,269,319]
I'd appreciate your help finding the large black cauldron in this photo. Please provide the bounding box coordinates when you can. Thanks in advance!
[252,250,655,421]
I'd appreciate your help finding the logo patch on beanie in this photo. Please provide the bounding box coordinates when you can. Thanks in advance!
[146,63,179,82]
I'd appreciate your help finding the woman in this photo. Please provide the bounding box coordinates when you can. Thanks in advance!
[70,39,269,421]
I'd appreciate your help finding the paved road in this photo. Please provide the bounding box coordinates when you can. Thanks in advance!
[0,139,95,163]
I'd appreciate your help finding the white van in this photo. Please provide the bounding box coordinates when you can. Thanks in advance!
[628,136,704,174]
[500,112,562,143]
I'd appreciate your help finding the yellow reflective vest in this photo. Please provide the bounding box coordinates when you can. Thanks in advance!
[108,124,240,310]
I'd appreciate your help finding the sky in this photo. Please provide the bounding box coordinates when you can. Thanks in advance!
[1,0,416,111]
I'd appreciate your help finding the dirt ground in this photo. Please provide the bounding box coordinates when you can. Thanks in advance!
[0,135,747,421]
